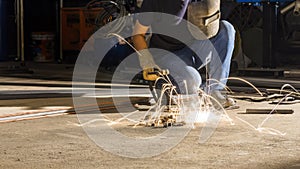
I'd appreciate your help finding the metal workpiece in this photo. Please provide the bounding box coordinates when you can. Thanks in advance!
[295,0,300,16]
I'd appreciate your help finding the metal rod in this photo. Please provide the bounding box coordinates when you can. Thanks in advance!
[20,0,24,62]
[60,0,63,61]
[295,0,300,16]
[280,2,295,14]
[262,2,277,68]
[16,0,20,60]
[245,109,294,114]
[0,110,68,123]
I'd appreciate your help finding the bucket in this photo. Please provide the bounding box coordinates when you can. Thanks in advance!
[32,32,55,62]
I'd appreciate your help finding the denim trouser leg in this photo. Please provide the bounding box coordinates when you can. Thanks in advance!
[209,20,236,91]
[154,48,202,95]
[154,20,235,95]
[190,20,236,92]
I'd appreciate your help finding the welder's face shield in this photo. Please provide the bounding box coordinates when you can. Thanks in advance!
[187,0,221,39]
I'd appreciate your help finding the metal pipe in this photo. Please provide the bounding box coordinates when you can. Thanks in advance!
[0,110,69,123]
[59,0,63,61]
[280,1,295,14]
[20,0,24,62]
[16,0,20,60]
[294,0,300,16]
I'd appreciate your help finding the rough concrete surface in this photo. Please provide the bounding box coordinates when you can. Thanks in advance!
[0,97,299,169]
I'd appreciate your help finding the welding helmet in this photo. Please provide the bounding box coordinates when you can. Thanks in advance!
[187,0,221,39]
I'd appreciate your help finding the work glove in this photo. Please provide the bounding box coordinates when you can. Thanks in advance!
[138,49,157,70]
[137,49,160,81]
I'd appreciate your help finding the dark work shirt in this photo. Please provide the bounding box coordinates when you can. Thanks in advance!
[137,0,193,51]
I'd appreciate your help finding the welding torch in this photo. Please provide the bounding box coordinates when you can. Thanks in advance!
[143,68,169,81]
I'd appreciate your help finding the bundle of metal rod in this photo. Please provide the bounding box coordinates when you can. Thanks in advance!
[0,97,149,123]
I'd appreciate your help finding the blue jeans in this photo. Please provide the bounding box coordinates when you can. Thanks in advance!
[155,20,236,94]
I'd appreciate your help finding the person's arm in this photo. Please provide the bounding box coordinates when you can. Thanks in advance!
[132,20,160,80]
[132,19,156,71]
[132,20,149,51]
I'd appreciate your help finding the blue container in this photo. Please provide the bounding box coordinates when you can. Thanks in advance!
[0,0,8,61]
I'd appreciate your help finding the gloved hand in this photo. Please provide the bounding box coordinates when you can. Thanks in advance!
[137,49,161,81]
[138,49,157,70]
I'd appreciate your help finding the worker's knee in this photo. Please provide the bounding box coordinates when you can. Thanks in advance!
[169,66,201,94]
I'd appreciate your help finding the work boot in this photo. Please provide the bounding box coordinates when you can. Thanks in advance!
[210,90,238,109]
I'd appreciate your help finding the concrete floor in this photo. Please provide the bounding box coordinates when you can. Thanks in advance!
[0,75,300,169]
[0,99,299,168]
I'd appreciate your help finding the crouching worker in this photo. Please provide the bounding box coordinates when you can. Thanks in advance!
[132,0,237,109]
